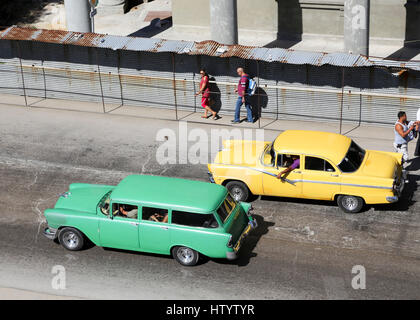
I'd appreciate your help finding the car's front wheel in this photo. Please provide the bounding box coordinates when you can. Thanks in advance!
[337,195,364,214]
[58,227,85,251]
[171,246,200,266]
[226,181,249,202]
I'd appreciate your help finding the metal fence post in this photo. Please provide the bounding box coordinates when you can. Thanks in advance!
[17,41,28,107]
[172,53,178,120]
[359,90,362,126]
[276,80,279,120]
[117,49,124,107]
[193,71,197,113]
[339,67,345,134]
[257,60,261,129]
[42,62,47,100]
[96,48,106,113]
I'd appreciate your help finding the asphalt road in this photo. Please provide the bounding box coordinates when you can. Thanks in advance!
[0,103,419,299]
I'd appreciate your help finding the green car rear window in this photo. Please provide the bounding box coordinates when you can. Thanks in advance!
[216,194,237,223]
[172,210,219,228]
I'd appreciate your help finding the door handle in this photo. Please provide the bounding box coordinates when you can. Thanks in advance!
[129,222,139,226]
[330,174,339,177]
[160,226,169,230]
[294,171,301,174]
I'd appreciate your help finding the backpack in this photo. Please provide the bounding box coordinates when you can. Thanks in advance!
[247,77,257,96]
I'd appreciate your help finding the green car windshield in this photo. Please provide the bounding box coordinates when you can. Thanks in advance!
[98,190,112,215]
[216,193,237,224]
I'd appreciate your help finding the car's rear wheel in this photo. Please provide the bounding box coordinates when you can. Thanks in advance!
[226,181,249,202]
[58,227,85,251]
[171,246,200,266]
[337,195,364,214]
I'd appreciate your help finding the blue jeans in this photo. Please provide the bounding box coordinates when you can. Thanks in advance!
[234,96,253,122]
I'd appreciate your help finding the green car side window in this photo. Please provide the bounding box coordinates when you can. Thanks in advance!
[142,206,168,223]
[112,203,138,219]
[172,210,218,228]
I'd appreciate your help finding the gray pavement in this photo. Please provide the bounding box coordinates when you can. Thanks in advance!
[0,95,419,299]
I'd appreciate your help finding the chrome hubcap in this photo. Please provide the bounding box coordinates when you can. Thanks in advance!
[343,197,358,211]
[63,232,79,249]
[231,187,243,201]
[177,247,194,264]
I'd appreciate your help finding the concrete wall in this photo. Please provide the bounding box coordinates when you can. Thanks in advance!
[172,0,210,27]
[173,0,278,33]
[172,0,418,44]
[370,0,406,40]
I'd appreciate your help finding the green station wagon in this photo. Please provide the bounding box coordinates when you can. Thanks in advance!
[43,175,257,266]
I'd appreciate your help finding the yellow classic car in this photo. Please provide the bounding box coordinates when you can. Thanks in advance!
[207,130,407,213]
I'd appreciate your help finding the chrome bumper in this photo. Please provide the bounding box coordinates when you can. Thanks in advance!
[386,196,399,203]
[207,171,215,183]
[226,251,237,260]
[43,227,57,240]
[388,170,408,203]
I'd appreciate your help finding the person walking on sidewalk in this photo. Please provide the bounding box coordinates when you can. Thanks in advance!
[195,69,218,120]
[231,67,253,123]
[394,111,419,162]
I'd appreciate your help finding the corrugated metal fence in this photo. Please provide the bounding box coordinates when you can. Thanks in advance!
[1,38,420,129]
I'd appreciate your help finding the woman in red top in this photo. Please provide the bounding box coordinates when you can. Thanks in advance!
[196,69,218,120]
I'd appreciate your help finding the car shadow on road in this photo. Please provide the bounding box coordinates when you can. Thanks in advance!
[102,246,174,262]
[259,195,338,210]
[209,214,274,267]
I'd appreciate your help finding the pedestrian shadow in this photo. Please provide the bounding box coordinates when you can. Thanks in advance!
[208,76,222,114]
[249,85,269,122]
[128,17,173,38]
[209,214,273,267]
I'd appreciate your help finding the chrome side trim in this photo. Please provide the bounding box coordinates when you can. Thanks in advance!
[386,196,399,203]
[297,180,392,190]
[215,164,393,190]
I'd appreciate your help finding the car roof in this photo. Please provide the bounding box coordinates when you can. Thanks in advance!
[273,130,352,165]
[110,175,227,213]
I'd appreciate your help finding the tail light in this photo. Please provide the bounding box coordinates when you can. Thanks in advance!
[227,235,233,248]
[246,204,253,217]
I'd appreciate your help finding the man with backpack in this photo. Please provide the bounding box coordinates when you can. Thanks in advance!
[232,67,254,123]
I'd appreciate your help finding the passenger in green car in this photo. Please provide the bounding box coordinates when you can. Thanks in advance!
[119,206,138,219]
[150,212,168,223]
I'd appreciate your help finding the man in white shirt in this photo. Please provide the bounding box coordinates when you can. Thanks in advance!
[415,108,420,157]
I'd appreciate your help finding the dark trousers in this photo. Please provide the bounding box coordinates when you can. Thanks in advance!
[415,135,420,156]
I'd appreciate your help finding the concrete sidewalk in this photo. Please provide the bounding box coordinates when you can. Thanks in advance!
[0,92,416,158]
